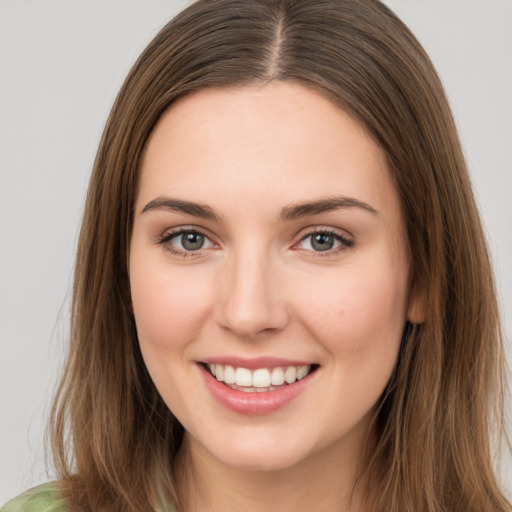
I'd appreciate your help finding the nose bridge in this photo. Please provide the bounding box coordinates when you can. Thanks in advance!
[216,242,288,338]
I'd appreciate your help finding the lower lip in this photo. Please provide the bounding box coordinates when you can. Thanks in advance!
[199,364,316,415]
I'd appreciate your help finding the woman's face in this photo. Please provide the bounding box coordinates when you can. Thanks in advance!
[130,82,420,472]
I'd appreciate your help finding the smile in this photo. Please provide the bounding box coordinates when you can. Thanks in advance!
[199,359,319,415]
[207,363,313,392]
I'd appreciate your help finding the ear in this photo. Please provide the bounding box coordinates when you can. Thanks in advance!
[407,285,426,324]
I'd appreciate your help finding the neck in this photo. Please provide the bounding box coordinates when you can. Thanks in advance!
[173,430,372,512]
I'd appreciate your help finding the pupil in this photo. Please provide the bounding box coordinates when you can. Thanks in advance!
[182,233,204,251]
[312,233,334,251]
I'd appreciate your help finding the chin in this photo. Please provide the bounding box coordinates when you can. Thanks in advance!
[190,426,323,473]
[217,446,309,473]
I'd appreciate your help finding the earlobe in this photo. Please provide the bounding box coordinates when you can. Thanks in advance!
[407,287,426,324]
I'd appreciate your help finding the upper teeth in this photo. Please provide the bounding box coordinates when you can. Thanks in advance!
[208,364,312,387]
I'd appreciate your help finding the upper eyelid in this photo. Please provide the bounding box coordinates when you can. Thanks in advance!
[294,225,353,241]
[293,227,354,253]
[156,227,219,255]
[158,228,217,258]
[160,225,216,240]
[157,225,353,247]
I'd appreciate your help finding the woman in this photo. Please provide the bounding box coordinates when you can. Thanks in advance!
[3,0,510,511]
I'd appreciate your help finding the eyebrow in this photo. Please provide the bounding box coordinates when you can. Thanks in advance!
[140,195,378,222]
[141,197,222,222]
[280,196,379,220]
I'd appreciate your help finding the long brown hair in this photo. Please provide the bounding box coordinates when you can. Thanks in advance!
[50,1,510,510]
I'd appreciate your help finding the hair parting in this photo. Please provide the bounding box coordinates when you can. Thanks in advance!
[48,1,510,511]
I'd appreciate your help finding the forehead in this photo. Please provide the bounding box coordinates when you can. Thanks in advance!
[137,82,398,219]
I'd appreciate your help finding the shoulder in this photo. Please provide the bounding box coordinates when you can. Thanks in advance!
[1,483,67,512]
[2,482,178,512]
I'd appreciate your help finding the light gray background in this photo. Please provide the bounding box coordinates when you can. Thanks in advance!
[1,0,511,503]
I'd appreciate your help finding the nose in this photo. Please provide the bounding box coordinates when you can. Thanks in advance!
[215,248,289,339]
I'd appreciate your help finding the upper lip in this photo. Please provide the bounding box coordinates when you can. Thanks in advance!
[200,356,316,370]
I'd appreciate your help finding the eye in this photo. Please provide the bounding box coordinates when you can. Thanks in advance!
[177,232,208,251]
[297,229,353,253]
[159,229,215,255]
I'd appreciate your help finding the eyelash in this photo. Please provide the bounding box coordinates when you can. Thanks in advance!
[157,227,215,258]
[157,227,353,258]
[295,228,354,257]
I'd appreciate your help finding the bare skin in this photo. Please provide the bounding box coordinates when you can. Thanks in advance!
[130,82,423,511]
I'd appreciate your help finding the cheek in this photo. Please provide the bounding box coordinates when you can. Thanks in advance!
[129,259,215,415]
[294,256,408,436]
[130,261,214,354]
[293,254,408,365]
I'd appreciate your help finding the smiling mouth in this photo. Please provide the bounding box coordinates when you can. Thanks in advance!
[203,363,319,393]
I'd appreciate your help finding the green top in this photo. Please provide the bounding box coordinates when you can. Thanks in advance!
[1,484,65,512]
[1,483,176,512]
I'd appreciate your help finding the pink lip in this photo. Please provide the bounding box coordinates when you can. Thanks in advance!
[201,356,313,370]
[198,363,317,415]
